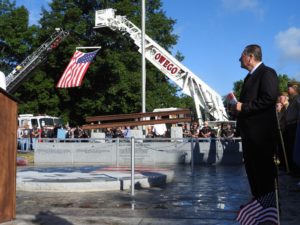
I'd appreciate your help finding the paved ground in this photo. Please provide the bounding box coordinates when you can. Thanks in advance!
[3,165,300,225]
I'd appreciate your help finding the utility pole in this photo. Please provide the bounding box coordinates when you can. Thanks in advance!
[141,0,146,113]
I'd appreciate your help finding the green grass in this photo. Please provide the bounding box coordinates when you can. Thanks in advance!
[17,151,34,164]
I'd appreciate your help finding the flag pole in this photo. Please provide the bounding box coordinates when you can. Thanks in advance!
[275,176,281,225]
[273,155,281,225]
[141,0,146,114]
[274,108,284,224]
[275,110,290,173]
[141,0,146,137]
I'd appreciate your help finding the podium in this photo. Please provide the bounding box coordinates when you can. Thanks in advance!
[0,88,17,223]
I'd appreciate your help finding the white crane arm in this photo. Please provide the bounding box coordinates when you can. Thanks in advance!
[95,9,228,123]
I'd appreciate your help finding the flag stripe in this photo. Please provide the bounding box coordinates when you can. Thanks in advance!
[73,63,90,86]
[236,192,278,225]
[240,203,262,224]
[57,51,83,88]
[236,200,258,220]
[247,207,278,225]
[57,50,98,88]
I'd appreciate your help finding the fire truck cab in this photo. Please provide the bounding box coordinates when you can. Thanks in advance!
[18,114,63,130]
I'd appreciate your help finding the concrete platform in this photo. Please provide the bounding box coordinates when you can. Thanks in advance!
[17,166,174,192]
[4,165,300,225]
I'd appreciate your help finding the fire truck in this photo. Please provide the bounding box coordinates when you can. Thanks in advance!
[0,28,69,143]
[2,28,69,93]
[94,9,228,125]
[18,114,64,130]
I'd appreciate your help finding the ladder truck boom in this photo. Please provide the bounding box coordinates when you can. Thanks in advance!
[5,28,69,93]
[94,9,228,123]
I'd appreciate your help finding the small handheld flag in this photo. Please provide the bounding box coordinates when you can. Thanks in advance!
[57,49,99,88]
[236,192,278,225]
[227,92,238,105]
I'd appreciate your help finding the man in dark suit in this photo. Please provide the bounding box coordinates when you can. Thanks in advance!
[235,44,279,199]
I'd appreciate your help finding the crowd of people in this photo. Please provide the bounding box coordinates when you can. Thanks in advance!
[17,124,90,151]
[182,121,236,139]
[276,81,300,177]
[17,120,239,151]
[101,121,237,140]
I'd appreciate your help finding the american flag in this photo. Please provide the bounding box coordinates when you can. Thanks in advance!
[226,92,238,105]
[56,49,99,88]
[236,192,278,225]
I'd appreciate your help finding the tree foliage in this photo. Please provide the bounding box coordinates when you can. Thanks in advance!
[1,0,194,125]
[0,0,38,73]
[232,73,295,101]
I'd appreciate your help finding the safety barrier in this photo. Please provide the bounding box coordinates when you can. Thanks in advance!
[34,137,243,166]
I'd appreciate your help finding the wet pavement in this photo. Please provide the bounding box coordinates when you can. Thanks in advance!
[4,165,300,225]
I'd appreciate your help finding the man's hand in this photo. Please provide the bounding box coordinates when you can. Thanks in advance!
[236,102,243,112]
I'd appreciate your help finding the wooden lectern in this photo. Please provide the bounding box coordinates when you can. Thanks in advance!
[0,88,17,223]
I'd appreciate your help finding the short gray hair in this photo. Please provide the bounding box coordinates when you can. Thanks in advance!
[243,44,262,61]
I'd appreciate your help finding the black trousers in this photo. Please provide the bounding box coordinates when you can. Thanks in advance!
[242,139,277,198]
[284,123,300,175]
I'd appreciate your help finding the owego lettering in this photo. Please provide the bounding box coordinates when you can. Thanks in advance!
[154,52,179,75]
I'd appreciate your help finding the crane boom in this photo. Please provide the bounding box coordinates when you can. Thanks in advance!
[94,9,228,123]
[5,28,69,93]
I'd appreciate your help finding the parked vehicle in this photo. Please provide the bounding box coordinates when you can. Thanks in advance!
[18,114,63,130]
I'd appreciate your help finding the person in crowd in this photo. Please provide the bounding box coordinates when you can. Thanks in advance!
[123,126,132,139]
[152,116,167,138]
[65,126,73,139]
[276,102,283,113]
[53,124,60,138]
[31,124,39,150]
[282,81,300,176]
[276,92,290,170]
[190,122,199,138]
[80,129,90,141]
[113,127,124,138]
[17,126,24,150]
[199,121,212,138]
[22,124,31,151]
[73,126,83,139]
[221,123,235,140]
[215,123,223,138]
[277,91,290,129]
[42,126,53,138]
[104,127,114,142]
[277,92,289,114]
[56,125,67,140]
[146,125,154,138]
[235,44,279,202]
[182,123,192,138]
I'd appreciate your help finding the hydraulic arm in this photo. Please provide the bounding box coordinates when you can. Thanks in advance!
[94,9,228,123]
[5,28,69,93]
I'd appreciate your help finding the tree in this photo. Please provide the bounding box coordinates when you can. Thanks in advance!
[232,79,244,100]
[278,74,290,93]
[6,0,192,125]
[232,74,294,101]
[0,0,38,74]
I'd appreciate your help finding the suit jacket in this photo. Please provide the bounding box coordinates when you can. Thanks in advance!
[237,63,279,143]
